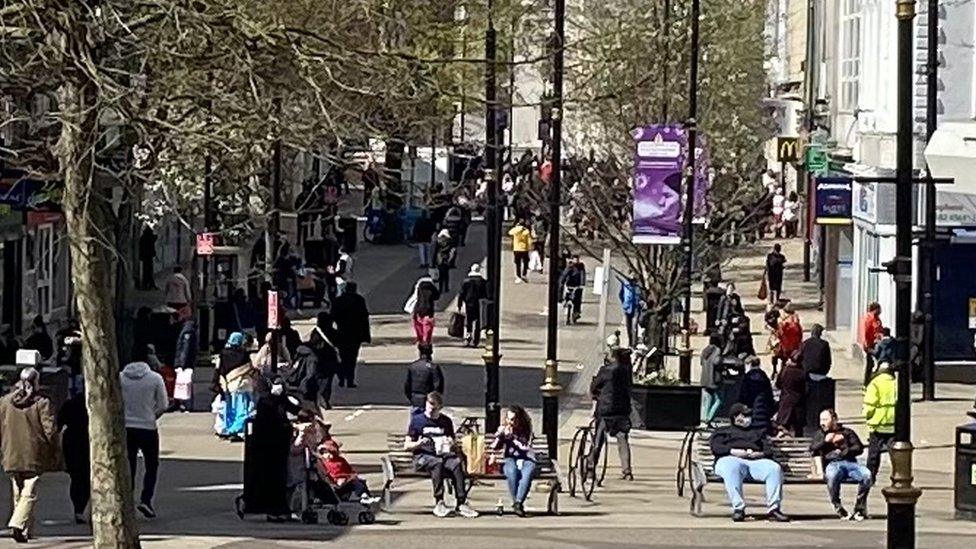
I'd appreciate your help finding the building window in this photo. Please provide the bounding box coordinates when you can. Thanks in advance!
[840,0,861,112]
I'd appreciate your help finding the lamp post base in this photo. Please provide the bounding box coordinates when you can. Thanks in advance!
[882,441,922,549]
[541,358,562,460]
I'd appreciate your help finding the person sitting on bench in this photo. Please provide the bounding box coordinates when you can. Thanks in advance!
[404,392,479,518]
[809,409,872,521]
[710,403,790,523]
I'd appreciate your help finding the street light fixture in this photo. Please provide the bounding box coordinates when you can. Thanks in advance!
[678,0,702,384]
[541,0,566,460]
[883,1,923,547]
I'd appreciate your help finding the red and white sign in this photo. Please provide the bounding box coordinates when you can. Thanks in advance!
[196,233,215,255]
[267,290,280,330]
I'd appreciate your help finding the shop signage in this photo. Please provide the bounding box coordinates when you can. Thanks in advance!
[196,233,215,255]
[815,177,853,225]
[777,137,800,163]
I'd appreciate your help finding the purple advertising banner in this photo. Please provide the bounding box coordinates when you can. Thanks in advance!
[632,125,686,244]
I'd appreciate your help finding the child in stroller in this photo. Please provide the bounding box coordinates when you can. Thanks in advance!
[299,438,380,525]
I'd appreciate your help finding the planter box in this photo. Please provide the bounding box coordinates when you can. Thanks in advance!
[631,384,702,432]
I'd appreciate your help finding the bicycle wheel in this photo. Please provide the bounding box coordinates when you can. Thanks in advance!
[580,432,598,501]
[574,428,592,499]
[567,427,584,497]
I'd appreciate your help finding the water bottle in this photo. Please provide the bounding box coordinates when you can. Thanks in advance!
[496,497,505,516]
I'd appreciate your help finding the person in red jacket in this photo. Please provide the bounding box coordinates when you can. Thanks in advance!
[858,302,884,386]
[317,440,379,504]
[775,304,803,378]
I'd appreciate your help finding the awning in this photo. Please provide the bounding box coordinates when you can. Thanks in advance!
[924,121,976,195]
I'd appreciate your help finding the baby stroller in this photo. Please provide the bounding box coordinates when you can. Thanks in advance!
[298,447,378,525]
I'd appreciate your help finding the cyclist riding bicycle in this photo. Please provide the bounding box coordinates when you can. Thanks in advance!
[559,255,587,322]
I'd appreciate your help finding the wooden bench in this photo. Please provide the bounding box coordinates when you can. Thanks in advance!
[381,432,563,515]
[677,428,854,516]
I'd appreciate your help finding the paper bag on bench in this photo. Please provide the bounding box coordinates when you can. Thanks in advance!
[460,433,486,474]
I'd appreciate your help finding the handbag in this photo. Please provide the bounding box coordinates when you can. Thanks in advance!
[757,270,769,301]
[403,291,418,314]
[448,312,465,339]
[174,367,194,401]
[460,433,486,474]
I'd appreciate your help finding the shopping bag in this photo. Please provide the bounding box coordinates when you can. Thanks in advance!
[296,274,316,291]
[174,367,194,401]
[460,433,486,474]
[757,275,769,301]
[528,250,542,272]
[448,312,465,339]
[403,292,418,314]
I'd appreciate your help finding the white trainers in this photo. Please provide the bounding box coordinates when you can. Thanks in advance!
[360,494,381,506]
[456,503,479,518]
[432,500,451,518]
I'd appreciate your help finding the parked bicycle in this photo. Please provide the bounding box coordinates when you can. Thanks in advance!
[566,418,608,501]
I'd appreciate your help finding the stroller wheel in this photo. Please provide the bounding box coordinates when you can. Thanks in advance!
[358,511,375,525]
[234,496,245,520]
[327,510,349,526]
[301,510,318,525]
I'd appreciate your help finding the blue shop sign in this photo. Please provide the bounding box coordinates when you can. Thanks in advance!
[815,176,853,225]
[0,173,60,211]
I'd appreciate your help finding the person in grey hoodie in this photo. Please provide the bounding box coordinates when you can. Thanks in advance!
[120,345,169,519]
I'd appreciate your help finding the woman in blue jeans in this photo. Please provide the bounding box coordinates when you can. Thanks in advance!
[492,405,536,517]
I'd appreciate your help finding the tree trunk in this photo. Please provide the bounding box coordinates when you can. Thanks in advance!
[56,79,140,548]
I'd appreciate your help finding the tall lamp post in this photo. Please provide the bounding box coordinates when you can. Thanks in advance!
[883,1,923,547]
[678,0,701,384]
[483,0,502,433]
[919,0,939,401]
[541,0,566,460]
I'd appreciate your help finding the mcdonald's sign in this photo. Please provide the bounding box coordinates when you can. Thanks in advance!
[777,137,801,163]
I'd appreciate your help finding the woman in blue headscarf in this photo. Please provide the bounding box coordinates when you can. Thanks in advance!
[212,332,255,439]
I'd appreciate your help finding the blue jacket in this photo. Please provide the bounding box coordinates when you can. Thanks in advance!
[619,279,642,315]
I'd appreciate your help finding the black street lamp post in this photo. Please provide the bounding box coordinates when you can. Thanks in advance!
[919,0,939,401]
[483,0,502,433]
[541,0,566,460]
[883,2,923,547]
[678,0,701,384]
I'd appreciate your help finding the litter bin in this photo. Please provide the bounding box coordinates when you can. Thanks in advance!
[804,376,836,436]
[955,423,976,520]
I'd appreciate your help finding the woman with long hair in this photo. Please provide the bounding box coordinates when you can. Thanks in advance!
[491,404,536,517]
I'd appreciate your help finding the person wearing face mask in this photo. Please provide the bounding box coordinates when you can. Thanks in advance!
[710,403,790,523]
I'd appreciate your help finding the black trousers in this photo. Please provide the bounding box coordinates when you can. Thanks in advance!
[867,431,894,481]
[863,353,876,387]
[66,461,90,515]
[316,373,335,407]
[514,251,529,278]
[465,308,482,346]
[624,312,638,347]
[437,265,451,293]
[126,428,160,505]
[414,454,467,504]
[339,343,361,385]
[140,258,155,289]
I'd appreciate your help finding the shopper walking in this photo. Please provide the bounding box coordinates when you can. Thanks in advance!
[765,244,786,305]
[333,281,371,388]
[120,349,169,519]
[858,302,884,386]
[0,367,58,542]
[58,389,90,524]
[863,362,897,481]
[509,219,532,282]
[407,276,440,346]
[457,264,488,347]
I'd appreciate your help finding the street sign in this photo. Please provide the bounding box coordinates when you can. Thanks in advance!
[196,233,215,255]
[267,290,280,330]
[815,176,853,225]
[777,137,801,163]
[805,144,828,175]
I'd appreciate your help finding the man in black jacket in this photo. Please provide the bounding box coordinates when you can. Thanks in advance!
[404,344,444,411]
[333,281,372,388]
[798,324,832,379]
[711,403,789,522]
[587,345,633,480]
[456,264,488,347]
[809,409,872,520]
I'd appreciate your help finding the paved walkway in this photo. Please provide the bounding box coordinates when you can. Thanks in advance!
[5,233,976,548]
